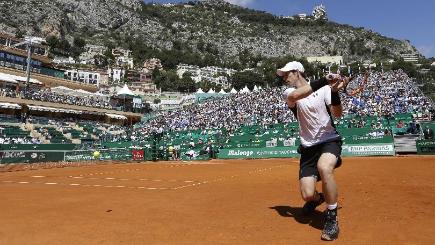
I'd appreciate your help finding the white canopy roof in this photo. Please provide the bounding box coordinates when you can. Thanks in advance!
[117,84,135,96]
[0,72,42,85]
[230,88,238,94]
[106,113,127,120]
[51,86,108,98]
[207,88,215,94]
[0,102,21,109]
[240,86,250,93]
[219,89,227,94]
[51,86,73,94]
[28,105,81,114]
[253,85,258,91]
[196,88,205,94]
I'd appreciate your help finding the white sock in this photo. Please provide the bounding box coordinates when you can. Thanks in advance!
[327,203,338,210]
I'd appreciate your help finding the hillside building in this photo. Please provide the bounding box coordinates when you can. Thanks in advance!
[177,64,235,88]
[307,56,343,65]
[0,32,64,78]
[400,54,419,63]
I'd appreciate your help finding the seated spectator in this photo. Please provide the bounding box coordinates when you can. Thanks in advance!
[396,120,404,128]
[406,120,419,134]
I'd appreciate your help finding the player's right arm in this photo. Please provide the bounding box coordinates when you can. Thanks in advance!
[283,75,337,105]
[282,87,296,108]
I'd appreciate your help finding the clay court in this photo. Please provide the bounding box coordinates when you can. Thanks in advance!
[0,156,434,244]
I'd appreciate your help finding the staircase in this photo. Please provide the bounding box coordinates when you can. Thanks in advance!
[393,134,419,154]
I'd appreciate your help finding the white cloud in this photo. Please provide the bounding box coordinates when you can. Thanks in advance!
[224,0,255,7]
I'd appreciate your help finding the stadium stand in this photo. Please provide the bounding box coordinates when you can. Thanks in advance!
[0,69,434,163]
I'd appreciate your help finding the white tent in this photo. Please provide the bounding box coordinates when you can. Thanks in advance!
[258,86,262,90]
[207,88,215,94]
[218,89,227,94]
[117,84,135,96]
[253,85,258,91]
[240,86,250,93]
[230,88,238,94]
[196,88,205,94]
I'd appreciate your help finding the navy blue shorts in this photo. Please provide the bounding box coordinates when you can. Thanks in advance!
[298,139,342,181]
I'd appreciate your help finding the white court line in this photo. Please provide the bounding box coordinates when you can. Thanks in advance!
[19,181,29,184]
[45,183,58,185]
[70,183,80,186]
[31,176,45,178]
[105,177,115,180]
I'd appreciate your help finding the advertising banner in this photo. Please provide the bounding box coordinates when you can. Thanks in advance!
[0,151,65,164]
[341,143,395,156]
[416,140,435,155]
[218,147,299,159]
[132,149,145,160]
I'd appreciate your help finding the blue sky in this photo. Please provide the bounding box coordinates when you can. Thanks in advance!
[144,0,435,58]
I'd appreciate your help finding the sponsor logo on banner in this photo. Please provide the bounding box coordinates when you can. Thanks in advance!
[347,145,393,152]
[132,150,144,160]
[228,150,254,157]
[220,147,299,159]
[65,154,93,161]
[0,151,25,159]
[342,144,395,156]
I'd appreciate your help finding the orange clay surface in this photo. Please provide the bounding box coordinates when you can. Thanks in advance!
[0,156,434,245]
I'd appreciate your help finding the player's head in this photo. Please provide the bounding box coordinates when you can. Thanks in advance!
[277,61,306,85]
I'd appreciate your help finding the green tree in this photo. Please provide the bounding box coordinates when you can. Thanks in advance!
[391,59,417,77]
[179,72,196,93]
[94,54,108,68]
[230,70,263,90]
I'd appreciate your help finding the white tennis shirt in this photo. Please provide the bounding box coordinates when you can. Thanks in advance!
[286,86,340,147]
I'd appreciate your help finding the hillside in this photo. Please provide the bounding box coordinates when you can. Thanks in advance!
[0,0,421,65]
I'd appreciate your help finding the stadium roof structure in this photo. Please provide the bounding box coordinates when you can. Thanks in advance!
[0,102,21,109]
[230,88,237,94]
[106,113,127,120]
[196,88,204,93]
[51,86,109,98]
[0,72,42,85]
[27,105,82,114]
[207,88,215,94]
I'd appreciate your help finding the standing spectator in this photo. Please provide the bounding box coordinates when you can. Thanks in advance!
[423,126,434,140]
